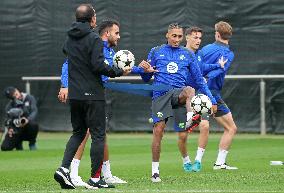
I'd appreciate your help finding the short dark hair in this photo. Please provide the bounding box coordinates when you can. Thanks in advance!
[4,86,16,99]
[75,4,95,23]
[98,19,120,36]
[168,23,183,31]
[185,26,203,36]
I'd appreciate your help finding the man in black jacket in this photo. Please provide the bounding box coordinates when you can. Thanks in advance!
[1,86,39,151]
[54,4,130,190]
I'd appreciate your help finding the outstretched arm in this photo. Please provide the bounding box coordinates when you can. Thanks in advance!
[205,53,234,80]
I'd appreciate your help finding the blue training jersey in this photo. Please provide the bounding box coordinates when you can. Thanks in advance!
[201,41,234,97]
[187,49,221,89]
[140,44,217,104]
[61,41,144,88]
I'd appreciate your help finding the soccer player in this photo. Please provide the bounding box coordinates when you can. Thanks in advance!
[140,23,217,182]
[199,21,238,170]
[185,26,227,172]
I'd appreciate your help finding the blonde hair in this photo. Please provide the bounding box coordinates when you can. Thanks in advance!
[215,21,232,40]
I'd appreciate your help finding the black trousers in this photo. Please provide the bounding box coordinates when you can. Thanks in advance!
[1,122,39,151]
[61,99,106,176]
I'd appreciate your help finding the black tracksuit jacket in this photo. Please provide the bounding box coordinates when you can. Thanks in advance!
[63,22,123,100]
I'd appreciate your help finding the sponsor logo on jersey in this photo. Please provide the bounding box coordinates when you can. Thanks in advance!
[167,62,178,73]
[159,54,165,57]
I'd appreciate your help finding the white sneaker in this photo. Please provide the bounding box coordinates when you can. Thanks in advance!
[71,176,89,187]
[213,163,238,170]
[104,176,127,184]
[151,173,161,183]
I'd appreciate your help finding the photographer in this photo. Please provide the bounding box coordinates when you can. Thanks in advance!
[1,87,39,151]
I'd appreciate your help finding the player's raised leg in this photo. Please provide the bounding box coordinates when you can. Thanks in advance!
[213,112,238,170]
[178,86,201,131]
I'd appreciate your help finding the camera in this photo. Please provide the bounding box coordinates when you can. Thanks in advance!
[6,107,26,128]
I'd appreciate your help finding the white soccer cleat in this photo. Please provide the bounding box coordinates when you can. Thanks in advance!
[151,173,161,183]
[71,176,89,187]
[213,163,238,170]
[104,176,127,184]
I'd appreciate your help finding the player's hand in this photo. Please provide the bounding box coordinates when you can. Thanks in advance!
[211,104,217,114]
[218,56,228,68]
[58,87,68,103]
[122,67,132,75]
[139,60,158,73]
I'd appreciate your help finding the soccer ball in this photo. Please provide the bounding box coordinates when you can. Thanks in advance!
[113,50,135,70]
[190,94,212,115]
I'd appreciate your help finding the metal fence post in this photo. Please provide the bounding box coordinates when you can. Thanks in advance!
[25,81,31,94]
[260,79,266,135]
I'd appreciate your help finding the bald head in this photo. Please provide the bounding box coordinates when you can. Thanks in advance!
[75,4,96,23]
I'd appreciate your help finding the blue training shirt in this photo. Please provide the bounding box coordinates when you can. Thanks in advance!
[187,49,221,89]
[61,41,144,88]
[140,44,217,105]
[201,41,234,98]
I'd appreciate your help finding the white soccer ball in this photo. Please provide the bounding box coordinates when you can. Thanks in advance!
[190,94,212,115]
[113,50,135,70]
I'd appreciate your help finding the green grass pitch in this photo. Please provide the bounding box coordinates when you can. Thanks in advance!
[0,132,283,193]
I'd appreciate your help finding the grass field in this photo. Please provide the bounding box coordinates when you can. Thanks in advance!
[0,132,283,193]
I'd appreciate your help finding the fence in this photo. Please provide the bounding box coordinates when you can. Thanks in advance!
[22,75,284,135]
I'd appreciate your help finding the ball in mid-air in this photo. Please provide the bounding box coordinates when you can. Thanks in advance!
[113,50,135,70]
[190,94,212,115]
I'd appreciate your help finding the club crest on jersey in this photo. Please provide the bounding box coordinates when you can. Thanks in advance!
[198,56,202,62]
[180,55,185,60]
[167,62,178,73]
[157,112,163,118]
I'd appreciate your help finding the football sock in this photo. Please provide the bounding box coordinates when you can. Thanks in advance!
[182,155,191,164]
[187,112,194,121]
[90,177,100,183]
[70,159,80,178]
[102,160,112,178]
[195,147,205,162]
[215,149,228,165]
[152,162,159,175]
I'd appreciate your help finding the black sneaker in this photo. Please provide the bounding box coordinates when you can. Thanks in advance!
[86,178,115,189]
[54,167,75,189]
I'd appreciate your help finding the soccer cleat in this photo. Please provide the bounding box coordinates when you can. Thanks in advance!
[86,178,115,189]
[54,167,76,189]
[185,113,201,132]
[71,176,89,187]
[104,176,127,184]
[151,173,161,183]
[183,162,192,172]
[192,160,202,172]
[213,163,238,170]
